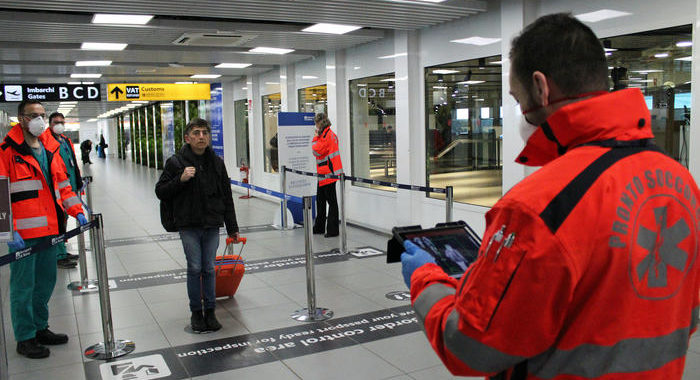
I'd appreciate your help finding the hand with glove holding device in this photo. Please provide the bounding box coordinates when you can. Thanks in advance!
[7,231,25,251]
[400,240,436,289]
[76,213,88,226]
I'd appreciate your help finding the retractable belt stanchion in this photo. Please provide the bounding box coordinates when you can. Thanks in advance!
[280,165,288,230]
[338,173,347,255]
[84,213,135,359]
[68,177,98,291]
[0,272,8,380]
[292,196,333,322]
[445,185,454,223]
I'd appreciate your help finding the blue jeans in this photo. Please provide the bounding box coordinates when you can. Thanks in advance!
[179,228,220,311]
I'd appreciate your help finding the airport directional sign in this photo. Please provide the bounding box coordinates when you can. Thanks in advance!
[107,83,211,101]
[0,83,101,102]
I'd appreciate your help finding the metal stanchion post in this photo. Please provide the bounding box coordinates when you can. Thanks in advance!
[292,196,333,322]
[445,186,454,223]
[84,213,135,360]
[338,173,347,255]
[0,272,8,380]
[68,177,98,291]
[280,165,288,230]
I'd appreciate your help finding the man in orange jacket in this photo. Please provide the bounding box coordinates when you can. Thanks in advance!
[312,113,343,238]
[401,14,699,379]
[1,100,87,359]
[43,112,83,269]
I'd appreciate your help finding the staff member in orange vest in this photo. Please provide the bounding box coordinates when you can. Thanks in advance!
[1,100,88,359]
[401,13,699,379]
[312,113,343,238]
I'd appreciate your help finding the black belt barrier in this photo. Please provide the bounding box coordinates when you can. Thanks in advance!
[283,167,446,194]
[0,220,98,267]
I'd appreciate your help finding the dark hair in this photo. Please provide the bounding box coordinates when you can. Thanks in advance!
[49,112,64,124]
[184,117,210,135]
[18,100,43,117]
[314,113,331,129]
[510,13,609,96]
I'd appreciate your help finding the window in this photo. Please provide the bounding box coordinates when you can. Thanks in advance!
[349,73,396,191]
[425,56,503,207]
[604,25,692,167]
[173,101,185,153]
[299,85,328,114]
[262,93,281,172]
[234,99,250,167]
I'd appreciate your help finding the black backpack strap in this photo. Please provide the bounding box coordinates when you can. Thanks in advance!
[540,139,663,234]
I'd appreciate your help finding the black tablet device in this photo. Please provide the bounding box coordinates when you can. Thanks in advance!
[386,221,481,277]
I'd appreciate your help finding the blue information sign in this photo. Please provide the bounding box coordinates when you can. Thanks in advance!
[210,83,224,158]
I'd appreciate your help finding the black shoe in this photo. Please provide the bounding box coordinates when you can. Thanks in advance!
[204,309,221,331]
[324,231,339,238]
[191,311,207,333]
[17,339,50,359]
[36,328,68,345]
[57,259,77,269]
[65,253,79,261]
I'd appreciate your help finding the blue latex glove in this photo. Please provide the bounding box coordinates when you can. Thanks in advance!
[77,213,88,226]
[400,240,436,289]
[8,231,25,251]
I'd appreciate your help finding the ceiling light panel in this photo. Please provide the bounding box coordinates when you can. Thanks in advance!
[75,60,112,66]
[249,47,294,55]
[302,23,362,35]
[575,9,632,23]
[81,42,128,51]
[71,73,102,78]
[215,63,252,68]
[92,14,154,25]
[433,69,459,74]
[190,74,221,79]
[451,36,501,46]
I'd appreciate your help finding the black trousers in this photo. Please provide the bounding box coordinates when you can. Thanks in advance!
[314,182,339,234]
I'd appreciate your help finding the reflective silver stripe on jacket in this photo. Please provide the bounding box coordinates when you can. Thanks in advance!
[413,283,524,372]
[316,158,328,165]
[312,150,322,157]
[63,195,81,209]
[54,189,61,200]
[16,216,48,230]
[333,168,345,175]
[58,179,71,189]
[529,325,693,378]
[10,180,42,193]
[413,283,455,324]
[444,310,526,372]
[0,175,8,180]
[326,151,340,160]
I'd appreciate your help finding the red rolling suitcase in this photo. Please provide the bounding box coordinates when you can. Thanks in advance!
[215,236,246,298]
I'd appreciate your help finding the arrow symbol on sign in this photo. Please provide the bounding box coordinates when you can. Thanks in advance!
[110,87,124,99]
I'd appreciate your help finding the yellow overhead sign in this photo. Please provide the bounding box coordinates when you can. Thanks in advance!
[107,83,211,101]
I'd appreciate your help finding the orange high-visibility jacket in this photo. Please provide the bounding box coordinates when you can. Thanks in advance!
[410,89,700,380]
[0,123,83,239]
[312,126,343,187]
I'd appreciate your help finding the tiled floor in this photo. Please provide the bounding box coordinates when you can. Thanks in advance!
[0,157,698,380]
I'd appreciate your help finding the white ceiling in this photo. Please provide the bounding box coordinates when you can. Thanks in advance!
[0,0,488,120]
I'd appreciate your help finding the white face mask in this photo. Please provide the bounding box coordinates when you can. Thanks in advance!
[52,123,65,135]
[519,114,538,144]
[28,116,46,137]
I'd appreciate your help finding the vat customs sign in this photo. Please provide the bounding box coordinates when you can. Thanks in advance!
[108,83,211,101]
[1,84,101,102]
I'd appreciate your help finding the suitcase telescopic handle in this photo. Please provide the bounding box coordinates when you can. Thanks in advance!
[226,236,247,245]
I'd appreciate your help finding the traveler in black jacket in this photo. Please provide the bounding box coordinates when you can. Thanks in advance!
[155,118,239,333]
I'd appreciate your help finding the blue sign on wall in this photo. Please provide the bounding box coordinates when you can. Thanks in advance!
[210,83,224,158]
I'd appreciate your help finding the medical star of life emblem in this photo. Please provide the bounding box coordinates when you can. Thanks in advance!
[630,195,697,300]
